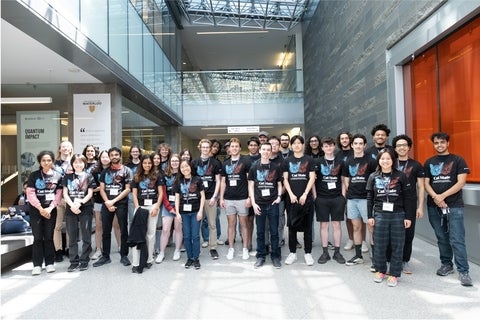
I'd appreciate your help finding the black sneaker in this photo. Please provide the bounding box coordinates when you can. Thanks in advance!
[254,258,265,268]
[210,249,219,260]
[332,252,346,264]
[120,256,131,266]
[328,242,335,250]
[93,256,111,267]
[132,266,143,274]
[145,262,153,269]
[193,259,201,270]
[436,264,454,276]
[345,255,364,266]
[272,258,282,269]
[317,252,331,264]
[79,262,89,271]
[67,263,79,272]
[55,250,64,262]
[185,259,194,269]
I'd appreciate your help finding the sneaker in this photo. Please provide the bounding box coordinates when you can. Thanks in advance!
[55,250,64,262]
[370,265,376,272]
[120,256,131,266]
[272,258,282,269]
[317,252,331,264]
[226,248,235,260]
[459,272,473,286]
[296,241,302,249]
[345,255,364,266]
[155,252,165,264]
[173,250,181,261]
[254,258,265,268]
[285,253,297,265]
[180,247,186,252]
[67,263,79,272]
[185,259,194,269]
[79,262,89,271]
[242,248,250,260]
[145,262,153,269]
[327,242,335,250]
[403,262,412,274]
[45,264,55,273]
[374,272,386,283]
[32,266,42,276]
[210,249,219,260]
[344,239,354,250]
[361,241,369,253]
[216,239,225,245]
[93,256,111,267]
[436,264,454,276]
[91,250,102,260]
[131,266,140,273]
[305,253,314,266]
[387,275,398,287]
[201,241,208,248]
[332,252,346,264]
[193,259,201,270]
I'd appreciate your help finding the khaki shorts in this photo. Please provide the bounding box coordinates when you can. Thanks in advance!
[224,199,248,216]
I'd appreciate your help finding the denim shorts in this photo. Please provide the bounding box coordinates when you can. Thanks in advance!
[161,205,176,218]
[346,198,368,223]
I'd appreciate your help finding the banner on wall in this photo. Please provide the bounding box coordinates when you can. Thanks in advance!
[73,93,111,153]
[16,111,60,188]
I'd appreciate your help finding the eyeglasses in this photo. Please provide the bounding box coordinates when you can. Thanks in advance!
[395,143,409,148]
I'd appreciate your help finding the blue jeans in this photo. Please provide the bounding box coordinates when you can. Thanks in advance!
[427,206,469,273]
[182,212,201,260]
[255,203,280,260]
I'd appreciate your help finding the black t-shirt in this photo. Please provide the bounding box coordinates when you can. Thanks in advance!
[248,161,282,205]
[221,155,252,200]
[424,154,470,207]
[365,145,396,161]
[172,176,204,213]
[396,158,425,198]
[163,172,178,206]
[191,157,221,199]
[335,149,354,163]
[126,162,140,177]
[54,159,72,176]
[62,172,95,208]
[281,155,316,198]
[343,155,377,199]
[131,174,164,206]
[27,169,63,207]
[99,165,133,205]
[315,155,344,197]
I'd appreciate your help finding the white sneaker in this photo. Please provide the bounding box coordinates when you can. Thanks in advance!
[155,252,165,264]
[91,250,102,260]
[45,264,55,273]
[32,266,42,276]
[362,241,369,253]
[201,241,208,248]
[173,250,181,261]
[305,253,314,266]
[344,239,354,250]
[216,239,225,245]
[226,248,235,260]
[242,248,249,260]
[285,253,297,265]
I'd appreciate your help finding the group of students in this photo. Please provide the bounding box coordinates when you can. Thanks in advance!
[24,125,473,287]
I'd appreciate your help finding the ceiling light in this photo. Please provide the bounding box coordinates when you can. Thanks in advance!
[1,97,52,104]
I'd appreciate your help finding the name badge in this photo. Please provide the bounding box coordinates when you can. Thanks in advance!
[110,189,119,196]
[327,182,336,190]
[45,193,55,201]
[183,204,192,211]
[169,195,175,202]
[229,180,237,187]
[261,189,271,197]
[203,181,209,188]
[144,199,153,206]
[383,202,394,212]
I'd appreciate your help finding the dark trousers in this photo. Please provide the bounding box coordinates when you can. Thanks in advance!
[287,199,314,254]
[255,203,280,259]
[101,203,128,258]
[29,207,57,267]
[65,208,93,264]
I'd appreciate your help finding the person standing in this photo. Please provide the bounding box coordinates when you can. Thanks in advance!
[63,154,95,272]
[315,137,346,265]
[258,131,269,144]
[305,135,324,160]
[365,124,395,160]
[248,142,283,268]
[390,134,425,274]
[219,138,252,260]
[367,149,414,287]
[26,150,63,275]
[126,145,142,227]
[174,160,205,269]
[282,135,316,266]
[424,132,472,287]
[93,147,133,267]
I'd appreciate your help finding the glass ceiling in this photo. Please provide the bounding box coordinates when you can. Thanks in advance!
[177,0,310,31]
